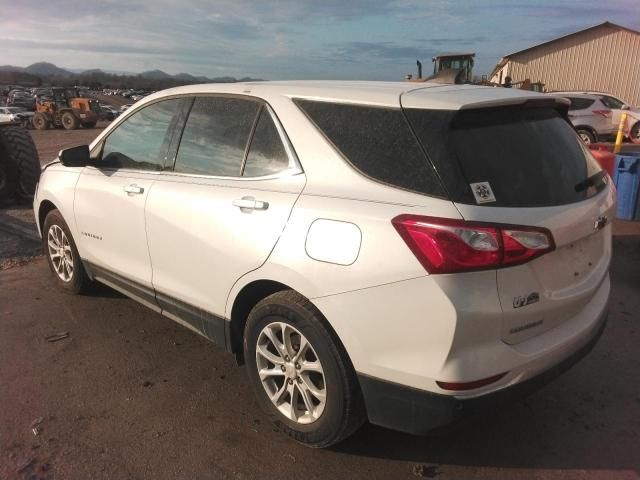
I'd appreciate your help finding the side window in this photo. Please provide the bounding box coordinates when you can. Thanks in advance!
[174,96,259,176]
[243,109,290,177]
[601,96,624,109]
[101,98,180,170]
[568,97,595,110]
[294,99,446,197]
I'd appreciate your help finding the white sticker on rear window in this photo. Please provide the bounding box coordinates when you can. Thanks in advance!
[470,182,496,204]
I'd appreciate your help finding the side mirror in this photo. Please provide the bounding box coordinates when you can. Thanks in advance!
[59,145,90,167]
[622,104,630,111]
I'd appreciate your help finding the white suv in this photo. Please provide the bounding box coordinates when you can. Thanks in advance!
[34,81,614,447]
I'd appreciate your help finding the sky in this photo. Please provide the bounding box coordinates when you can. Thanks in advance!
[1,0,638,80]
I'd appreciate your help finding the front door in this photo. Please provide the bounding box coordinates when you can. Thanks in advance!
[74,97,185,305]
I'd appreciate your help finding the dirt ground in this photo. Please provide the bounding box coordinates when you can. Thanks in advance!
[0,106,639,479]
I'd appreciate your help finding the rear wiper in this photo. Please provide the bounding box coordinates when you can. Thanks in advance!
[575,170,607,192]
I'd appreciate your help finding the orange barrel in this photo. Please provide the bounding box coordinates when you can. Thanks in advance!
[588,143,616,178]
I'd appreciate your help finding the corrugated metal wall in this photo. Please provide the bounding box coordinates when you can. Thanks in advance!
[506,25,640,105]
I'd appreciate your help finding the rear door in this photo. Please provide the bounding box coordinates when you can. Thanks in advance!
[403,100,615,344]
[145,96,304,338]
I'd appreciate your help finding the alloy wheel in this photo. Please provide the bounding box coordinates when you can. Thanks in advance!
[255,322,327,424]
[47,224,74,282]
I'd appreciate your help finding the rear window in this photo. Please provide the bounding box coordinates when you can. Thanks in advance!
[294,99,446,197]
[567,97,595,110]
[405,107,606,207]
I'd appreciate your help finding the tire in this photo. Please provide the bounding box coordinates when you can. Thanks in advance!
[61,111,79,130]
[82,122,96,128]
[43,209,91,294]
[33,112,50,130]
[244,290,365,447]
[0,125,40,200]
[629,122,640,145]
[576,128,596,144]
[0,159,16,203]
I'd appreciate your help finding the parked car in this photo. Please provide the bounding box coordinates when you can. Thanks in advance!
[553,91,640,143]
[7,91,35,111]
[34,81,613,447]
[548,93,614,144]
[0,106,34,128]
[98,104,119,121]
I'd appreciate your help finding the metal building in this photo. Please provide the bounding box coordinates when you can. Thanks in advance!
[490,22,640,105]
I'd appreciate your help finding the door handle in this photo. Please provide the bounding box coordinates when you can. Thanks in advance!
[123,184,144,195]
[233,196,269,211]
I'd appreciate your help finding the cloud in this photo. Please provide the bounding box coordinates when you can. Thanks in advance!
[0,0,638,79]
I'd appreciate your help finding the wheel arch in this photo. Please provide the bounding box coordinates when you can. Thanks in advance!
[227,279,353,373]
[228,279,293,357]
[38,199,59,233]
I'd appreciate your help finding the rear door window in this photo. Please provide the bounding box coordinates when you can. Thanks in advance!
[174,96,260,176]
[567,97,595,110]
[405,107,605,207]
[294,99,445,197]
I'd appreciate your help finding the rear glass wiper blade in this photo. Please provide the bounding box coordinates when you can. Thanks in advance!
[575,170,607,192]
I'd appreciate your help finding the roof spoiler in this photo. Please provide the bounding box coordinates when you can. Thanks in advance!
[459,96,570,111]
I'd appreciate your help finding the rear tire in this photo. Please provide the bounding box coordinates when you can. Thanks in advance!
[43,209,91,294]
[576,128,596,144]
[82,121,96,128]
[61,111,79,130]
[0,125,40,201]
[244,290,366,447]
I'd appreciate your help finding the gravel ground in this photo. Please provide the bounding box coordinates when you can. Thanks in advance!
[0,227,638,480]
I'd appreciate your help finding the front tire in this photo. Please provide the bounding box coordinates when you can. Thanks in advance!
[244,290,365,447]
[33,113,50,130]
[43,209,91,294]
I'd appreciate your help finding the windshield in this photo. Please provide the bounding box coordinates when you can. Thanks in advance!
[405,107,606,207]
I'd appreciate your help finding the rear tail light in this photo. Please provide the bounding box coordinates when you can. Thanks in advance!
[392,215,555,274]
[592,109,612,118]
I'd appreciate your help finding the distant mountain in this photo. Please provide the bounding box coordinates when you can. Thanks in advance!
[80,68,104,75]
[174,72,197,81]
[140,69,172,80]
[0,62,263,86]
[23,62,72,77]
[0,64,25,72]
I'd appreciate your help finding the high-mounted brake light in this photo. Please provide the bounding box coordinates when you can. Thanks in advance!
[392,215,555,274]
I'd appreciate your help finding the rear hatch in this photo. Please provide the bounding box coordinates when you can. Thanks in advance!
[402,89,614,344]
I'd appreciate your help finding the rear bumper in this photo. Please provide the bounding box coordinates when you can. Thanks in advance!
[358,310,608,436]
